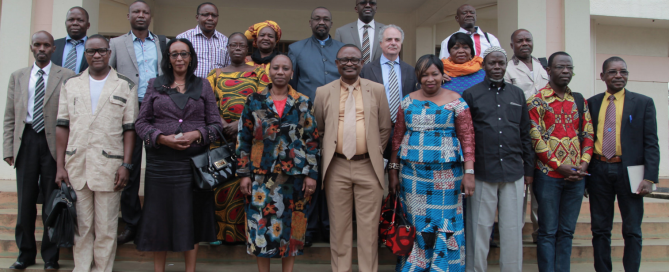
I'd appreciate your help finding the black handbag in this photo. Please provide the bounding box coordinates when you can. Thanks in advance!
[45,185,78,248]
[190,126,237,191]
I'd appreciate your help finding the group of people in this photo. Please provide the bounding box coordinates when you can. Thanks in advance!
[2,1,659,272]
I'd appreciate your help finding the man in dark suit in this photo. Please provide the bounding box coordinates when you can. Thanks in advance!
[334,0,384,64]
[360,24,418,161]
[586,56,659,272]
[51,6,90,74]
[3,31,75,271]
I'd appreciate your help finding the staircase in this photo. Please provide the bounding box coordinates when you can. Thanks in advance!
[0,178,667,271]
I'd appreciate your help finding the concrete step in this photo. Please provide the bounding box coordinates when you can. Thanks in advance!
[0,233,668,264]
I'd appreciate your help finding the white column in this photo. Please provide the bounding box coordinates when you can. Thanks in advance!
[51,0,99,39]
[497,0,547,58]
[415,25,436,59]
[0,0,34,180]
[564,0,592,93]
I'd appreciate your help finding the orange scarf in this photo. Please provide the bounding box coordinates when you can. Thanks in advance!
[442,56,483,78]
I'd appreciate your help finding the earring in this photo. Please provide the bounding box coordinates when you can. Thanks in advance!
[442,79,446,84]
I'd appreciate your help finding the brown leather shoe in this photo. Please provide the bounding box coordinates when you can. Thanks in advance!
[117,228,136,245]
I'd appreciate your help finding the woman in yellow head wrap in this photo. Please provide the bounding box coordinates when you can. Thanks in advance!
[245,20,282,75]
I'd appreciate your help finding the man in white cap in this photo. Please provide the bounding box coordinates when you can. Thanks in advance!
[461,46,534,272]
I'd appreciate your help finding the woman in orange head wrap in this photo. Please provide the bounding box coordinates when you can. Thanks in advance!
[245,20,282,75]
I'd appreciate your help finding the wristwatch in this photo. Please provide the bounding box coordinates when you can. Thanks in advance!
[464,169,475,175]
[121,163,134,170]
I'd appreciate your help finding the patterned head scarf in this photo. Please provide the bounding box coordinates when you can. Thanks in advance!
[245,20,282,47]
[482,46,507,60]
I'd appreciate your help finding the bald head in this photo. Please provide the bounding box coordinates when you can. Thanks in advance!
[32,31,54,45]
[511,29,532,41]
[455,4,476,30]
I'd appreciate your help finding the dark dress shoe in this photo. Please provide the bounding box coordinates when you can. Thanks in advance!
[117,228,136,245]
[304,237,313,248]
[44,262,60,270]
[9,261,34,269]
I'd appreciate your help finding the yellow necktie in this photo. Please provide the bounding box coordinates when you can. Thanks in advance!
[342,85,357,159]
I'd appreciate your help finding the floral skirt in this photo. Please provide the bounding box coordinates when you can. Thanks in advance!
[214,177,246,243]
[245,174,310,258]
[396,161,465,272]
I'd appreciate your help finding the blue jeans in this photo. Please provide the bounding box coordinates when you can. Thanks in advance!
[587,160,643,272]
[533,170,585,272]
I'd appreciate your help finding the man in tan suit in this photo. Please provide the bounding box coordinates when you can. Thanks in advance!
[314,44,391,272]
[55,35,138,272]
[3,31,74,270]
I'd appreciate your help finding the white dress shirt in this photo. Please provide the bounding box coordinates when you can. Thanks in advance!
[26,62,52,123]
[357,19,376,58]
[438,26,501,59]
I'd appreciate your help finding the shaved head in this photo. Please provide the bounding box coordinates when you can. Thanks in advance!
[511,29,532,41]
[32,30,54,44]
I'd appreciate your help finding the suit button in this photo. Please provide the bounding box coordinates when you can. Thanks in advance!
[18,137,21,140]
[136,74,139,77]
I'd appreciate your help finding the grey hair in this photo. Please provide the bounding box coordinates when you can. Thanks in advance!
[378,24,404,43]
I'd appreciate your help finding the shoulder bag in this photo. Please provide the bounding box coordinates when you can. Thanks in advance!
[190,126,237,191]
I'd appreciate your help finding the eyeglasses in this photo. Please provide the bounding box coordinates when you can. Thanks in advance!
[198,13,218,18]
[606,70,629,77]
[337,58,361,65]
[311,17,332,23]
[227,43,248,49]
[554,65,575,72]
[169,52,191,59]
[85,48,110,56]
[357,1,377,6]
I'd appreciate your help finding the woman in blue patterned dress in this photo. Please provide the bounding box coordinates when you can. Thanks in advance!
[237,54,319,271]
[388,54,476,271]
[440,32,486,95]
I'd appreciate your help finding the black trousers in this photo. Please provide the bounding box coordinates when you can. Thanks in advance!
[15,125,59,263]
[587,160,644,272]
[306,166,329,239]
[120,102,143,231]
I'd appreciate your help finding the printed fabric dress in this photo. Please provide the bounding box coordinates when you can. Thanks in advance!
[206,66,270,243]
[236,86,319,258]
[441,69,486,95]
[391,96,475,271]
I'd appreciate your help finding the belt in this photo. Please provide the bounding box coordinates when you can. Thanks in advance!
[593,154,622,163]
[335,152,370,161]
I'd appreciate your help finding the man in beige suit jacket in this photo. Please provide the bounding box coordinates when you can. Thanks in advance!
[3,31,74,270]
[314,44,391,272]
[108,0,167,244]
[55,35,138,272]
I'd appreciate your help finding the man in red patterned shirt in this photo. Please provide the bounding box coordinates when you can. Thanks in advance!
[527,51,594,272]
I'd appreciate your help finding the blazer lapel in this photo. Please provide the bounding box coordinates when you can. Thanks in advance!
[124,34,139,72]
[361,80,371,138]
[400,62,412,96]
[371,61,383,83]
[516,61,533,83]
[44,67,63,104]
[372,22,383,60]
[350,24,361,48]
[19,68,31,114]
[78,69,93,115]
[621,91,635,135]
[155,33,164,75]
[329,81,341,138]
[53,39,65,66]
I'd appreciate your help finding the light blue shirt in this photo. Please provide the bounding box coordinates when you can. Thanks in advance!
[380,54,402,103]
[131,32,158,102]
[63,35,87,74]
[318,36,330,46]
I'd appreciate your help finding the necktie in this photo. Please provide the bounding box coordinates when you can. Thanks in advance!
[602,95,617,159]
[64,39,82,72]
[32,69,46,133]
[362,25,371,64]
[473,33,482,57]
[342,85,357,159]
[387,61,400,123]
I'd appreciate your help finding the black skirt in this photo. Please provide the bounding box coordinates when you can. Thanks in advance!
[135,148,216,252]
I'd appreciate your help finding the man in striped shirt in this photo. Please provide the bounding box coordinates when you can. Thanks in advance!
[176,2,230,78]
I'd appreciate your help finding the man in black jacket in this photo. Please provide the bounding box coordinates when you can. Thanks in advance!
[51,7,90,74]
[586,56,659,272]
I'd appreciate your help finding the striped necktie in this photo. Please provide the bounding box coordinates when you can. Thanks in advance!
[602,95,617,159]
[64,39,82,72]
[32,69,46,133]
[362,25,371,64]
[387,61,400,123]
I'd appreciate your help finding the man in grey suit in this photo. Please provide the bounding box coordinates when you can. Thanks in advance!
[360,24,418,160]
[3,31,75,270]
[108,0,166,245]
[334,0,385,64]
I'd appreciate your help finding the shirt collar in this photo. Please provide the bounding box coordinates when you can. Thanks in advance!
[316,35,331,46]
[603,88,625,101]
[340,78,361,90]
[130,31,155,42]
[32,61,52,76]
[358,19,375,30]
[511,55,539,65]
[66,35,87,43]
[194,25,220,39]
[459,26,482,35]
[483,77,505,89]
[380,54,399,66]
[540,84,573,99]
